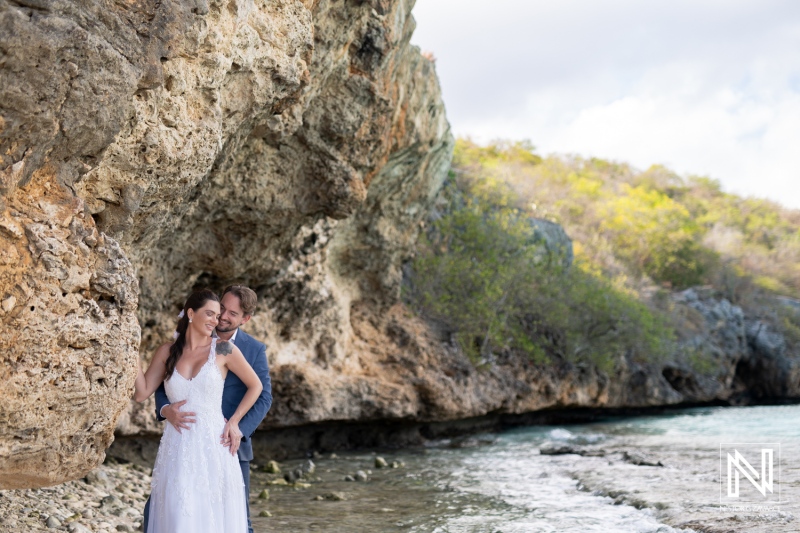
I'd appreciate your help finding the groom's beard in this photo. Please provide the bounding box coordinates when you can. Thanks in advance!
[216,323,237,333]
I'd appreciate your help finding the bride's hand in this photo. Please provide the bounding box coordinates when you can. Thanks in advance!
[220,419,243,456]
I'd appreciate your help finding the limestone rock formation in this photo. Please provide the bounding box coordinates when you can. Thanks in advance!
[528,218,574,269]
[660,287,749,403]
[661,288,800,404]
[0,185,139,489]
[1,0,452,487]
[738,316,800,400]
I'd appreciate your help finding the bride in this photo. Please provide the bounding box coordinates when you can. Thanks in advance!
[133,289,263,532]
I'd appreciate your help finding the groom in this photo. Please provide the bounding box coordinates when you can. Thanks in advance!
[143,285,272,533]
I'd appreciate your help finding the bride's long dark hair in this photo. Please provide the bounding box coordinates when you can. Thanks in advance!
[164,289,219,380]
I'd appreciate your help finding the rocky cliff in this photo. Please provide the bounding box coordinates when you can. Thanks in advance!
[2,0,796,491]
[0,0,452,488]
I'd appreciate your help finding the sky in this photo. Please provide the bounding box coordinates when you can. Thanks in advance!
[411,0,800,209]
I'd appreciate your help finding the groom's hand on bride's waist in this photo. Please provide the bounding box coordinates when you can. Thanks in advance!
[163,400,196,433]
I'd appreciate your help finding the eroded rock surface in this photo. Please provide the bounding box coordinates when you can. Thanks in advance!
[1,0,452,487]
[0,180,139,488]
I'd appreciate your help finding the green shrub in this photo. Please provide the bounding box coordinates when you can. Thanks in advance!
[601,184,708,288]
[407,173,673,371]
[414,138,800,370]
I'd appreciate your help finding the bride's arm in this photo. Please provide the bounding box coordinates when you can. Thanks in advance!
[217,342,263,454]
[133,344,170,402]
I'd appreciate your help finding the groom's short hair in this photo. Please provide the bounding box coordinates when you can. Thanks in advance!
[221,285,257,316]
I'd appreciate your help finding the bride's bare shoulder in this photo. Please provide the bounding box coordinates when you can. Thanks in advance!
[153,343,173,360]
[216,340,241,357]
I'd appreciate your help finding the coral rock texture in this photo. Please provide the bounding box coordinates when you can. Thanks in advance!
[1,0,453,487]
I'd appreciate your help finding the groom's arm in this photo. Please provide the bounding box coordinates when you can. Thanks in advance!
[155,382,196,432]
[238,343,272,439]
[154,383,169,421]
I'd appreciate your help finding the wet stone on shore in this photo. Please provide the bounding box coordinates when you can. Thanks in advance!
[539,442,607,457]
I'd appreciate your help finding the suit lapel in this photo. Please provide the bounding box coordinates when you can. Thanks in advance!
[234,330,251,359]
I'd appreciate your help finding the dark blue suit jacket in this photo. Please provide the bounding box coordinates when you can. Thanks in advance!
[155,329,272,461]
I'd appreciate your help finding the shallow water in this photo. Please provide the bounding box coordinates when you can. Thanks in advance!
[250,405,800,532]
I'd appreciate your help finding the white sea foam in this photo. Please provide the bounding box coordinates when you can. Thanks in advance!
[411,405,800,532]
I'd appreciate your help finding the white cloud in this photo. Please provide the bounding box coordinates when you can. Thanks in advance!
[412,0,800,208]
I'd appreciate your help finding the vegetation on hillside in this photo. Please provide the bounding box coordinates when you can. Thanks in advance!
[405,138,800,369]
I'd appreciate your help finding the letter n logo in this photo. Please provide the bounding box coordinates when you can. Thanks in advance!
[728,449,772,497]
[720,443,780,503]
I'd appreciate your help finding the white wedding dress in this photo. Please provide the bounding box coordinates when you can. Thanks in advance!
[147,338,248,533]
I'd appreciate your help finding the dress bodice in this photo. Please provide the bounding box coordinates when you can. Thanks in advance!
[164,338,224,418]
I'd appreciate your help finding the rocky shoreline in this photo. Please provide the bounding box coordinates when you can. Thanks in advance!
[6,402,800,533]
[0,459,150,532]
[108,399,800,466]
[0,452,415,532]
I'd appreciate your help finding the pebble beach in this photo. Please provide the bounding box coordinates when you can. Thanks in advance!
[0,459,150,532]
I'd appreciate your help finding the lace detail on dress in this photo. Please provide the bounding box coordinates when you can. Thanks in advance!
[147,338,247,533]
